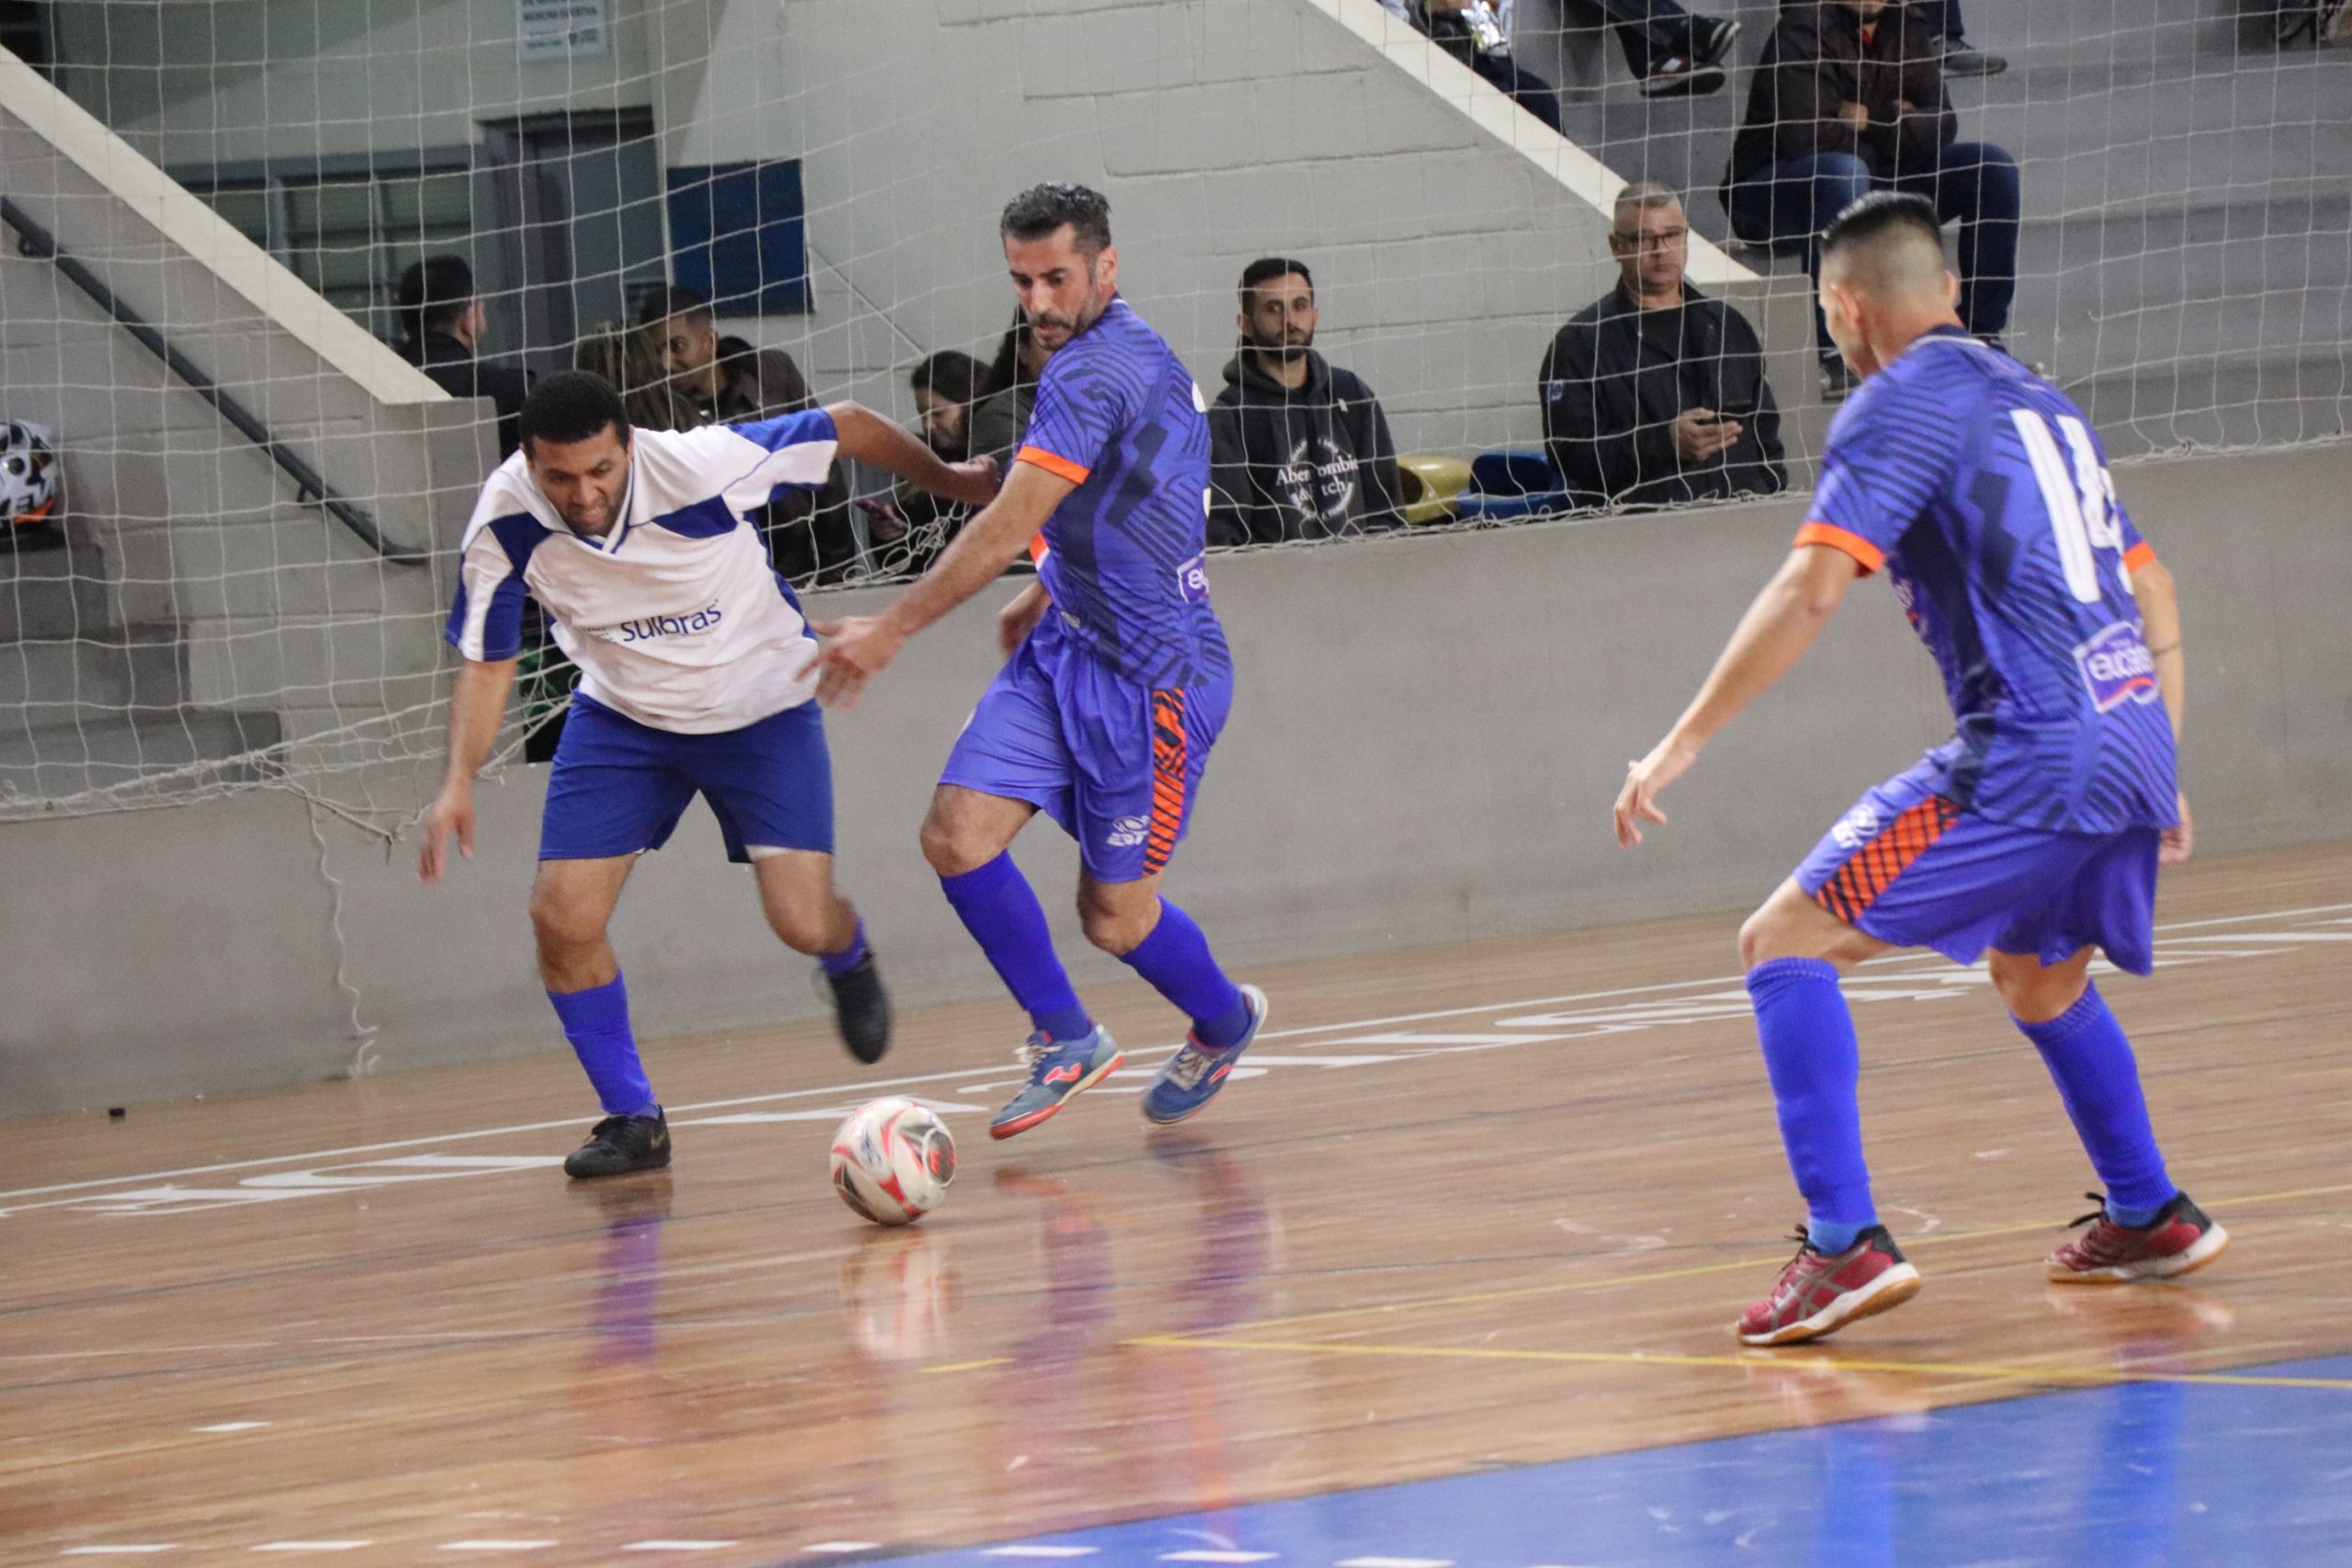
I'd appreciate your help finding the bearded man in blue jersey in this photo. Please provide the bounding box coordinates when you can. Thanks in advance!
[1614,193,2226,1347]
[817,183,1266,1141]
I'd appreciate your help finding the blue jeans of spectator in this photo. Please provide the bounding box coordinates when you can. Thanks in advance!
[1474,52,1563,131]
[1565,0,1692,79]
[1728,144,2021,356]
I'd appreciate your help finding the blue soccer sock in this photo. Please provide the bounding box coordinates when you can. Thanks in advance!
[548,972,657,1119]
[2014,982,2175,1222]
[818,916,868,979]
[1745,958,1879,1248]
[1121,900,1249,1047]
[939,853,1093,1043]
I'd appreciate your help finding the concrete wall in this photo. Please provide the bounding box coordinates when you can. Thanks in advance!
[5,437,2346,1116]
[56,0,1796,463]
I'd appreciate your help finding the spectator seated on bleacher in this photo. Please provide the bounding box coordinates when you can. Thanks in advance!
[1723,0,2018,400]
[1208,258,1405,547]
[636,285,856,584]
[968,308,1047,466]
[1380,0,1565,131]
[1539,183,1787,511]
[396,255,531,461]
[862,349,988,578]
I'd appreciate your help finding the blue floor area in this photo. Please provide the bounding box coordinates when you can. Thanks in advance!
[888,1354,2352,1567]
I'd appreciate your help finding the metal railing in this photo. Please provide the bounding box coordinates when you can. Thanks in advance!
[1,194,426,566]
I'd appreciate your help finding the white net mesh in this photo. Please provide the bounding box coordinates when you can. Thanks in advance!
[0,0,2346,826]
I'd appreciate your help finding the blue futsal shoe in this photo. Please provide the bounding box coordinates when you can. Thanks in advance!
[1143,985,1268,1125]
[990,1027,1125,1141]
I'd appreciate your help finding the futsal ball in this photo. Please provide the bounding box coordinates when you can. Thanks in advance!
[829,1097,956,1225]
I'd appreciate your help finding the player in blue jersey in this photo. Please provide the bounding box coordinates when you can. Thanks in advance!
[1612,194,2226,1346]
[816,183,1266,1139]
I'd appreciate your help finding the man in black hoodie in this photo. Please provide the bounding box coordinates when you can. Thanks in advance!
[396,255,531,461]
[1540,184,1786,511]
[1208,258,1404,547]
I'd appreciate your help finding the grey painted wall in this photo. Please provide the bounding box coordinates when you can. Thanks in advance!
[5,437,2346,1117]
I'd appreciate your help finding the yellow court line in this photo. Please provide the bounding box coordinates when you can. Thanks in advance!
[1188,1179,2352,1337]
[1128,1334,2352,1393]
[922,1358,1013,1374]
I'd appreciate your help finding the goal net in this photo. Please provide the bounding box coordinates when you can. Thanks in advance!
[0,0,2345,828]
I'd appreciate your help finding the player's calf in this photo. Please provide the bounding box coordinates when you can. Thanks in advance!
[2048,1191,2229,1283]
[1737,1224,1922,1347]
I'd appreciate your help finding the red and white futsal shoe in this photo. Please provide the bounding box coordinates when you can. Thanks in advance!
[1736,1224,1923,1347]
[2047,1191,2230,1283]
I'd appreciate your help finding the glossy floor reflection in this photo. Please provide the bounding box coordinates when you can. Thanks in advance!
[8,845,2351,1562]
[894,1350,2352,1565]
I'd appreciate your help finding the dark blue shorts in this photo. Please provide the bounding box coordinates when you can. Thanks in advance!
[538,694,834,863]
[940,624,1233,883]
[1794,759,2161,975]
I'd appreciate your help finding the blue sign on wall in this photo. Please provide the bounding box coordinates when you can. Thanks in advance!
[663,160,810,315]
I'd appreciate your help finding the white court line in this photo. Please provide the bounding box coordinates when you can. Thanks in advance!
[800,1548,884,1557]
[438,1546,556,1554]
[252,1546,373,1554]
[9,898,2342,1209]
[622,1544,739,1553]
[191,1421,269,1432]
[982,1551,1100,1560]
[1159,1553,1279,1562]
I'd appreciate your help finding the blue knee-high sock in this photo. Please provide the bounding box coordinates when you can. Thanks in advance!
[1745,958,1877,1252]
[549,972,657,1118]
[1122,900,1250,1047]
[2014,982,2175,1224]
[939,852,1092,1043]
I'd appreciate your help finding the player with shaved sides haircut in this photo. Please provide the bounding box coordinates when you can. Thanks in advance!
[1613,188,2225,1346]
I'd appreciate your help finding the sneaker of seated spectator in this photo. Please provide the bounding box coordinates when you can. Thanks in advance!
[1207,258,1406,547]
[1564,1,1741,96]
[1723,1,2020,400]
[1380,0,1566,129]
[1538,184,1789,507]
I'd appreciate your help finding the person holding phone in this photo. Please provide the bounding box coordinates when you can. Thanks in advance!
[1540,182,1788,512]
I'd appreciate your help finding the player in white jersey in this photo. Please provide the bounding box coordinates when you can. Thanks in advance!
[419,372,998,1179]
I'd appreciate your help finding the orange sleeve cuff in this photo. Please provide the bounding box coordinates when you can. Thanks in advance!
[1794,521,1885,575]
[2123,539,2157,574]
[1017,446,1091,486]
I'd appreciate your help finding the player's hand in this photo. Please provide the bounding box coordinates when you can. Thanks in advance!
[1838,100,1871,130]
[810,615,906,711]
[2161,791,2194,865]
[417,784,477,886]
[998,581,1051,659]
[940,455,1001,508]
[1613,734,1702,849]
[1673,409,1742,464]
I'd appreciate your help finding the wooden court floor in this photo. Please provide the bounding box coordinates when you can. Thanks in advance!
[6,842,2350,1562]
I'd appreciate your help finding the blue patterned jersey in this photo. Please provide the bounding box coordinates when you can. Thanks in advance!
[1015,297,1227,688]
[1799,328,2177,833]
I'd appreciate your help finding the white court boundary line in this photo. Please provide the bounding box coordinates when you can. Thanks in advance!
[5,901,2344,1210]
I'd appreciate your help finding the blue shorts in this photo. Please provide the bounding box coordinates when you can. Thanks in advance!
[1795,760,2161,975]
[539,694,834,863]
[940,623,1233,883]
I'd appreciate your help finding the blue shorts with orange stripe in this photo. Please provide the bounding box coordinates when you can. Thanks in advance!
[940,615,1232,884]
[1795,758,2162,975]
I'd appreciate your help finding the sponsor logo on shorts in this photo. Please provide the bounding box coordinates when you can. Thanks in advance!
[2074,620,2160,712]
[1831,803,1881,852]
[589,602,725,645]
[1104,814,1149,849]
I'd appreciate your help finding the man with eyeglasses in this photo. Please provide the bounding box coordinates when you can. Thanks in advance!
[1540,183,1787,512]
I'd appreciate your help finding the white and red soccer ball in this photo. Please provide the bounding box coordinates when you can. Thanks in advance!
[829,1097,956,1225]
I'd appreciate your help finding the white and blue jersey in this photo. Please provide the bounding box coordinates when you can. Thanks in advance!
[447,411,842,863]
[447,412,839,734]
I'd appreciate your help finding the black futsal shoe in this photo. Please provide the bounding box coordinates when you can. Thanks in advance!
[563,1111,672,1179]
[825,950,893,1065]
